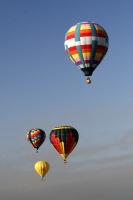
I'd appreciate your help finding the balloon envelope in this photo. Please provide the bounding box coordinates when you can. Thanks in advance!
[49,125,79,163]
[26,128,46,151]
[64,21,109,77]
[34,161,50,179]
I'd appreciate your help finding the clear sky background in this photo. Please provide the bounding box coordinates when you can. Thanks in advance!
[0,0,133,199]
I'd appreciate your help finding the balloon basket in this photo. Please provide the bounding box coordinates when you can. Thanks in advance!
[64,159,67,163]
[86,77,91,84]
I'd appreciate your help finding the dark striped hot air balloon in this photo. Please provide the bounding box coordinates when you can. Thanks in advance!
[49,126,79,163]
[26,128,46,153]
[64,21,109,84]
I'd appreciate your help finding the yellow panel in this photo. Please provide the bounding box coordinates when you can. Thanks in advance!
[68,26,76,32]
[52,125,74,130]
[80,24,91,30]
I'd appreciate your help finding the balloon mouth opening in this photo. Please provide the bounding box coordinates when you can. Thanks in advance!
[81,67,94,76]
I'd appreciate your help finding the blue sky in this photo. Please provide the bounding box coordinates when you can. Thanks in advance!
[0,0,133,199]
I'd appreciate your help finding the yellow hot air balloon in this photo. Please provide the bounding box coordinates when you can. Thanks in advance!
[34,161,50,180]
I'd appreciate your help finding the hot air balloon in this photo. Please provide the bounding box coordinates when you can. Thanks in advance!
[64,21,109,84]
[26,128,46,153]
[49,126,79,163]
[34,161,50,180]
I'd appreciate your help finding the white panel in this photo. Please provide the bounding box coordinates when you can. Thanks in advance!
[80,36,92,45]
[64,38,76,48]
[97,37,108,47]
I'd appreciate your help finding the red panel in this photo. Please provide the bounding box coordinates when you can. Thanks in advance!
[50,133,62,154]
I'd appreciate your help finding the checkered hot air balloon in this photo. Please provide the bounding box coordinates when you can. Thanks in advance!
[64,22,109,84]
[49,126,79,163]
[26,128,46,153]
